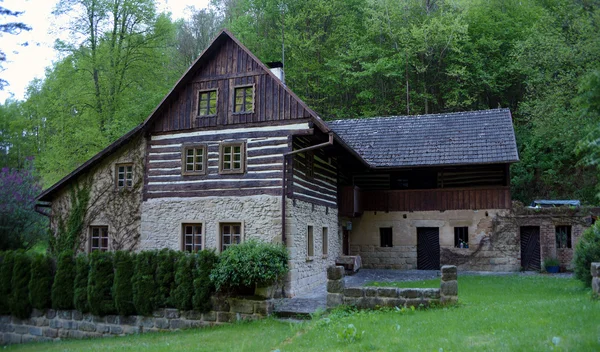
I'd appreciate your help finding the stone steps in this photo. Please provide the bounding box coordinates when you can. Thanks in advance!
[272,298,326,319]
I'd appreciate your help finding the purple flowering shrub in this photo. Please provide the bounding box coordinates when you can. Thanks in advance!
[0,159,47,250]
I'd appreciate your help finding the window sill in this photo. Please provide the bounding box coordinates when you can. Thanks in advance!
[322,255,328,259]
[232,111,254,115]
[196,114,217,118]
[306,256,314,262]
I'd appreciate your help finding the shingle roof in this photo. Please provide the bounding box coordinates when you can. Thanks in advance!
[328,108,519,168]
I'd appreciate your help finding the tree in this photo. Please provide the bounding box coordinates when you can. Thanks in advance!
[0,2,31,89]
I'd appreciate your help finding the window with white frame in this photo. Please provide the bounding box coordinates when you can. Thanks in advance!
[219,142,245,174]
[221,223,242,251]
[182,145,207,175]
[322,227,328,255]
[90,226,109,252]
[307,225,314,257]
[116,164,133,189]
[183,223,203,252]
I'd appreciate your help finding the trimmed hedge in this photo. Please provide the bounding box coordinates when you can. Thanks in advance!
[173,254,195,311]
[574,222,600,287]
[133,251,157,316]
[114,251,136,316]
[193,250,218,312]
[73,254,89,313]
[156,249,177,307]
[10,251,32,319]
[29,254,54,310]
[51,250,75,310]
[87,251,115,316]
[0,251,15,314]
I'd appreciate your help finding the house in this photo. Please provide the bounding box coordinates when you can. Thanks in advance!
[37,29,529,296]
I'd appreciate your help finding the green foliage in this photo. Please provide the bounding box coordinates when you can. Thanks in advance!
[10,251,32,319]
[51,250,76,310]
[574,222,600,287]
[210,240,289,291]
[192,250,218,312]
[0,251,15,314]
[133,250,157,315]
[155,248,177,308]
[113,251,136,316]
[87,251,115,316]
[73,254,90,312]
[49,182,91,255]
[28,253,54,310]
[172,254,195,311]
[543,257,560,268]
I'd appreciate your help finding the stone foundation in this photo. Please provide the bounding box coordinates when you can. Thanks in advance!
[326,265,458,309]
[0,297,273,345]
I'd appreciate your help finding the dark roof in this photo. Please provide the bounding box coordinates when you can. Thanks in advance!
[328,108,519,168]
[531,200,581,208]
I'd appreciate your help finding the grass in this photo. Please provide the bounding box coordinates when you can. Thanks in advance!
[6,275,600,351]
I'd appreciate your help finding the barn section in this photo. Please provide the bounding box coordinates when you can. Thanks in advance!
[329,109,522,271]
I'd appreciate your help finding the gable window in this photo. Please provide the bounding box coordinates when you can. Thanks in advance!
[90,226,109,252]
[454,227,469,248]
[322,227,328,256]
[556,225,572,249]
[233,85,254,113]
[307,225,314,257]
[182,145,207,175]
[221,223,242,251]
[198,89,217,116]
[183,223,203,252]
[380,227,393,247]
[219,142,245,174]
[116,164,133,189]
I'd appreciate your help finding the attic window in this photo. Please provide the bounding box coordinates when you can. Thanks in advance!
[198,89,217,116]
[233,85,254,113]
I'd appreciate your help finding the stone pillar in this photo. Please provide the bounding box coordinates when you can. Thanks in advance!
[440,265,458,305]
[326,266,345,308]
[592,263,600,297]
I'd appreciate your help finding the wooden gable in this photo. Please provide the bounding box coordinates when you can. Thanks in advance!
[150,31,317,133]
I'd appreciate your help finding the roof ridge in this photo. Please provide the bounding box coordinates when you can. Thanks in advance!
[328,108,510,124]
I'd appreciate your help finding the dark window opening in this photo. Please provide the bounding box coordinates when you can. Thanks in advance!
[380,227,393,247]
[555,225,572,249]
[198,90,217,116]
[233,86,254,113]
[454,227,469,248]
[183,224,203,252]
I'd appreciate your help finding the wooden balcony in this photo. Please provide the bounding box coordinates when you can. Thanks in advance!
[340,186,511,217]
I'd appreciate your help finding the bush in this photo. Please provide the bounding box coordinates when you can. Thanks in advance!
[155,249,177,307]
[210,240,289,291]
[193,250,218,312]
[73,254,89,312]
[172,254,195,311]
[51,250,76,310]
[29,253,54,310]
[87,251,115,316]
[114,251,136,316]
[0,251,15,314]
[574,222,600,287]
[10,251,32,318]
[133,251,157,315]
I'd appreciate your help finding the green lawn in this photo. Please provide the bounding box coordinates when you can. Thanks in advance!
[7,275,600,351]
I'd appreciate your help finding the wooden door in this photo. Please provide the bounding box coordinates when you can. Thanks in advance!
[520,226,541,271]
[417,227,440,270]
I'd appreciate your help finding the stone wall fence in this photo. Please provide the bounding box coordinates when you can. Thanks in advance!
[326,265,458,309]
[592,262,600,297]
[0,297,273,345]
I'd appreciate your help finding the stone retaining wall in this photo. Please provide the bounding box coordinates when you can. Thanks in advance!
[592,262,600,297]
[326,265,458,309]
[0,297,273,345]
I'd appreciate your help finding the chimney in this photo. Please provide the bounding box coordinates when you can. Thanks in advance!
[266,61,285,84]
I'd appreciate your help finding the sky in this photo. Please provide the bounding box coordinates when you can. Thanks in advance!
[0,0,210,103]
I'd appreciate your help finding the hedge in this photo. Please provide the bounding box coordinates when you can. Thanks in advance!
[0,251,15,314]
[10,251,32,319]
[156,249,177,308]
[574,222,600,287]
[87,251,115,316]
[193,250,218,312]
[173,254,195,311]
[114,251,136,316]
[29,254,54,310]
[73,254,89,312]
[51,250,75,310]
[133,251,157,316]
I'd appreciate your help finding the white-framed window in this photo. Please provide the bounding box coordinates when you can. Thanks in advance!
[182,145,207,175]
[116,163,133,189]
[182,223,203,252]
[90,226,109,252]
[221,223,242,251]
[219,142,245,174]
[307,225,314,257]
[322,227,328,256]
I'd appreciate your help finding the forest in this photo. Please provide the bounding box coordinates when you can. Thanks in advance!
[1,0,599,207]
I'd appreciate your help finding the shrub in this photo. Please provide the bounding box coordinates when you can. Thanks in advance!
[29,253,54,310]
[133,251,157,315]
[193,250,218,312]
[114,251,136,316]
[210,240,289,291]
[10,251,32,318]
[0,251,15,314]
[51,250,76,310]
[172,254,195,311]
[87,251,115,316]
[73,254,89,312]
[574,222,600,287]
[155,248,177,307]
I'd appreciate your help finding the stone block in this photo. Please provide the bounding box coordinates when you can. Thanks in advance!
[441,296,458,305]
[122,326,140,335]
[110,325,123,335]
[362,297,385,309]
[5,333,21,344]
[14,325,29,334]
[422,289,441,299]
[203,312,217,322]
[22,335,39,343]
[327,280,344,294]
[43,327,58,338]
[441,281,458,296]
[326,266,344,280]
[169,319,189,330]
[0,323,11,333]
[68,330,86,339]
[63,320,79,330]
[398,289,421,299]
[58,329,69,338]
[381,298,406,308]
[138,317,155,328]
[92,315,106,323]
[344,287,364,298]
[326,293,343,308]
[45,309,56,319]
[377,287,398,298]
[82,332,102,339]
[105,315,118,324]
[119,315,138,325]
[152,309,165,318]
[342,297,358,306]
[28,326,43,336]
[72,310,83,321]
[188,321,207,329]
[364,287,378,297]
[184,311,203,320]
[79,321,96,332]
[164,308,180,319]
[82,313,94,322]
[228,298,255,315]
[591,262,600,277]
[592,277,600,295]
[49,319,62,329]
[405,298,425,308]
[254,301,274,316]
[217,312,232,323]
[31,317,49,327]
[211,296,230,312]
[96,324,110,334]
[441,265,458,281]
[57,310,72,320]
[154,318,169,329]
